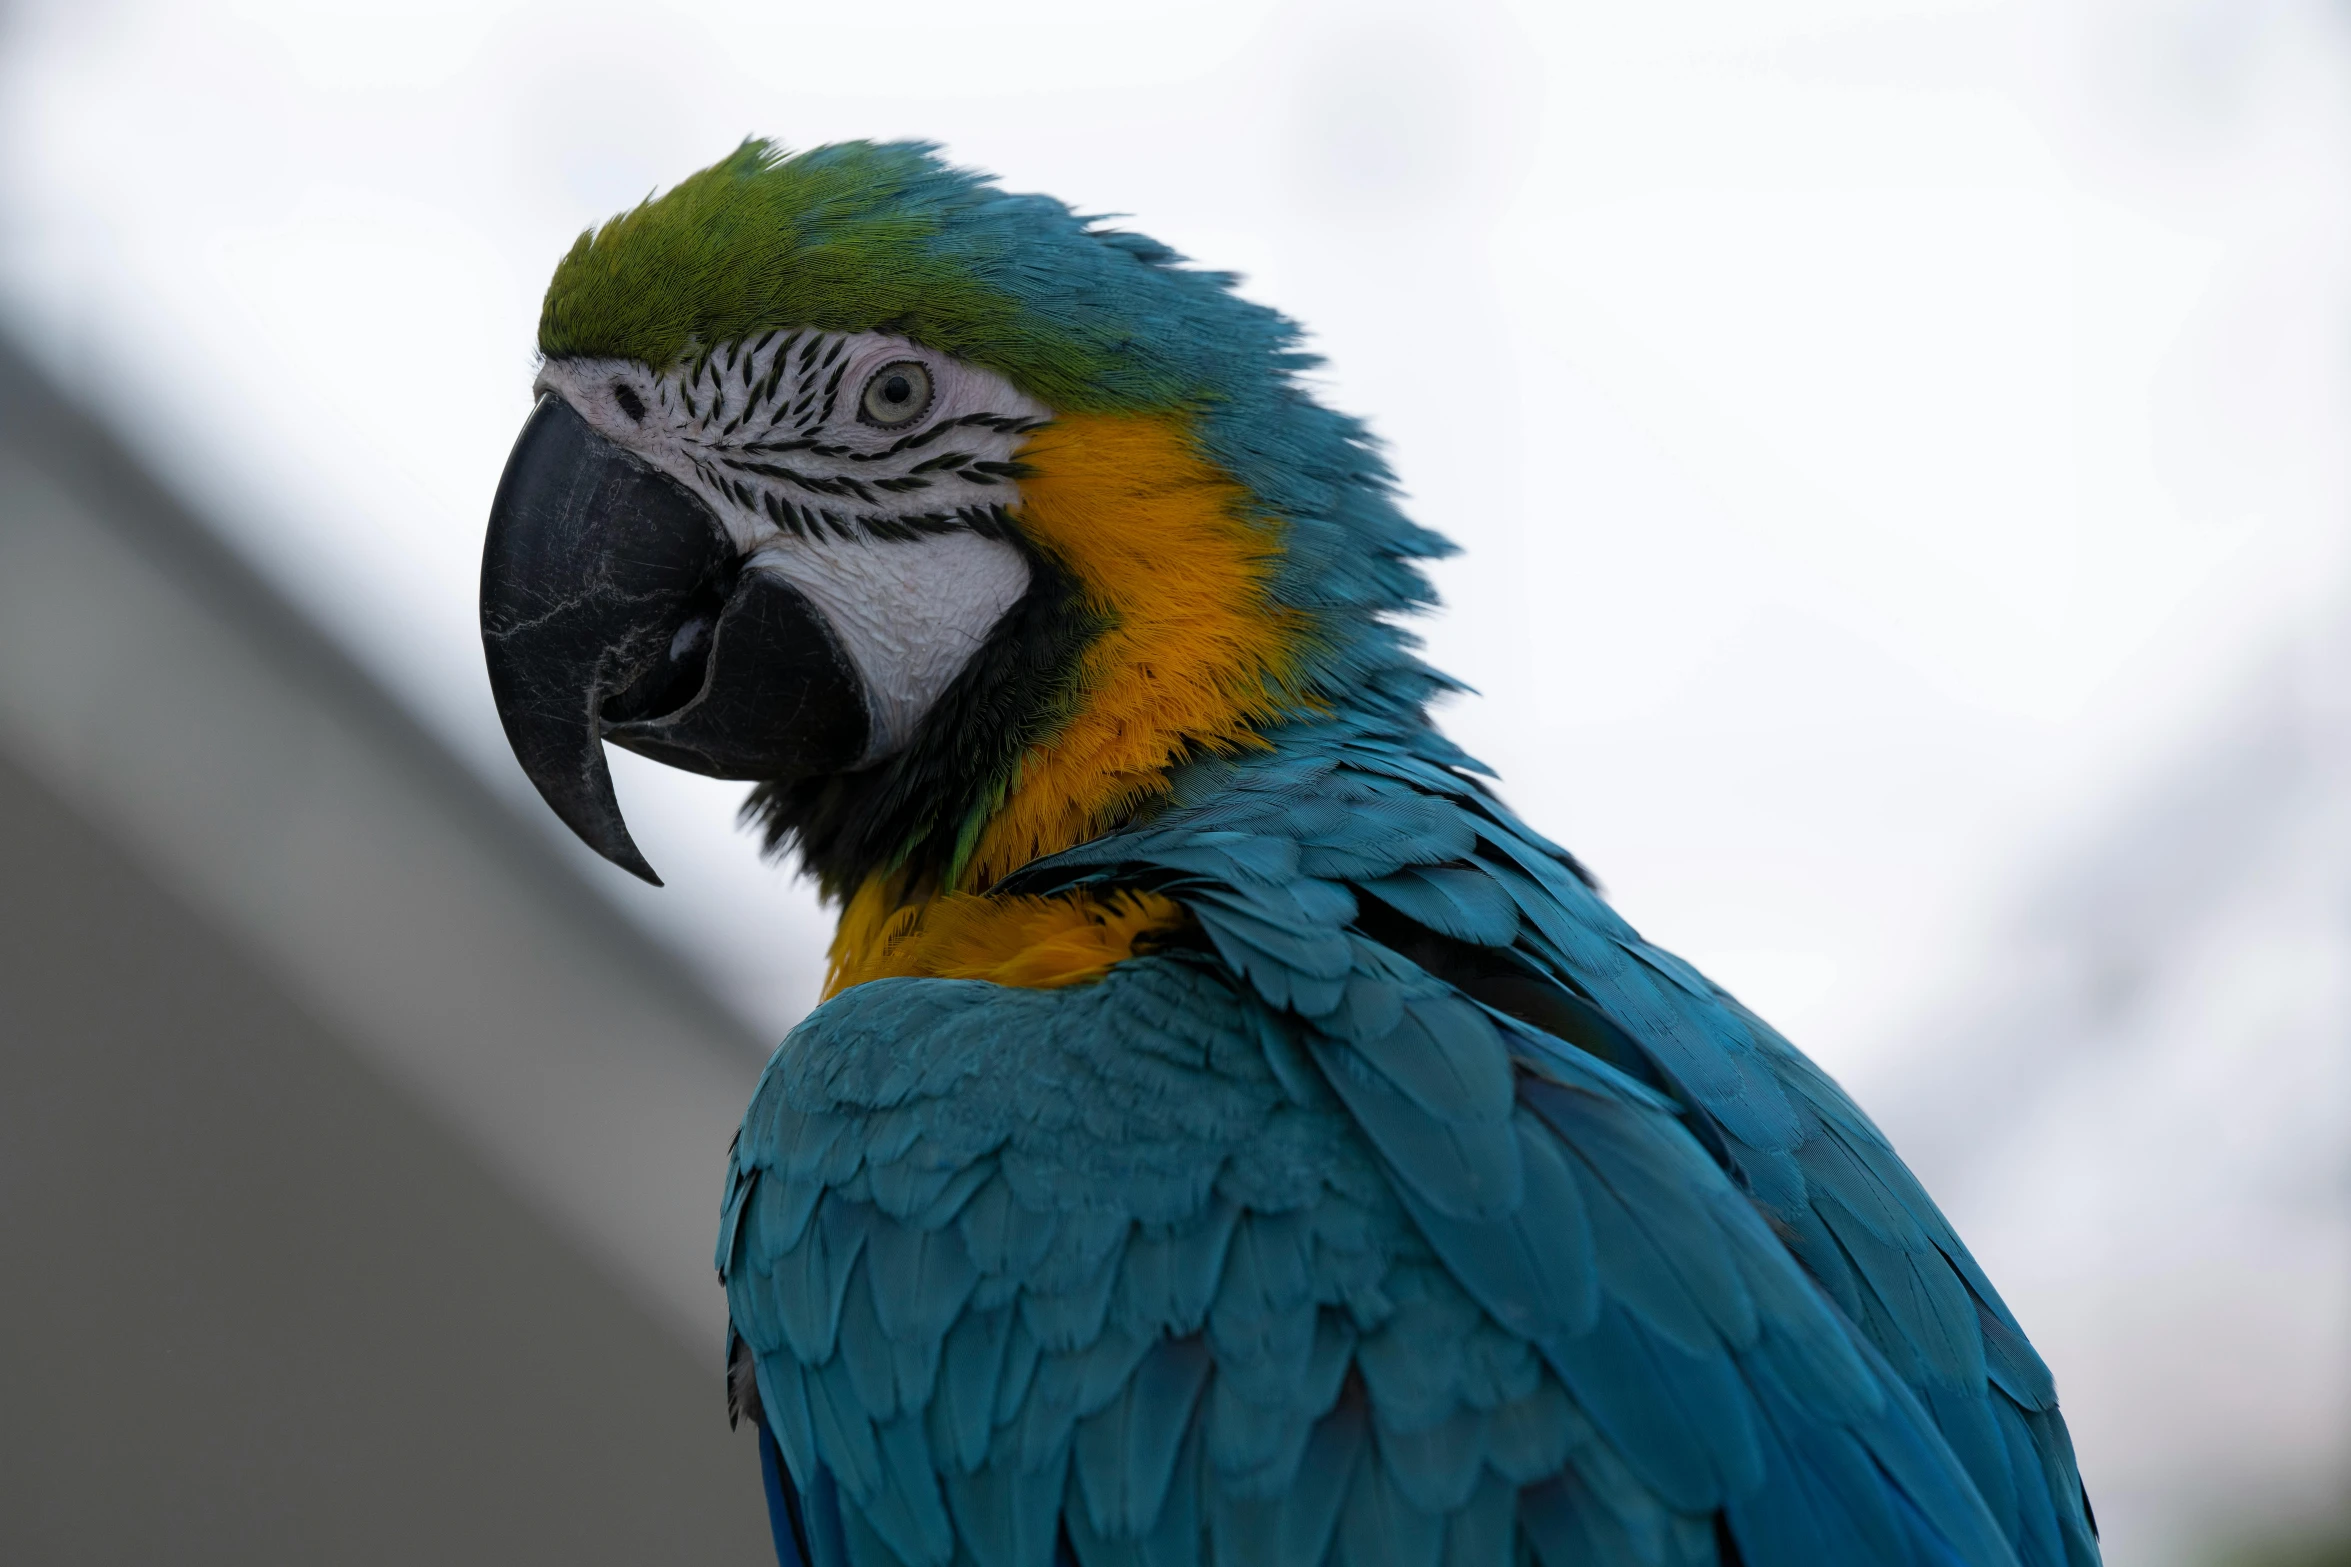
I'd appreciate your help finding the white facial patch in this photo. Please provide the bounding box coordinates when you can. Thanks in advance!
[535,333,1051,763]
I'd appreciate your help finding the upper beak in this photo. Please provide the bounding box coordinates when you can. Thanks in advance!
[479,394,869,884]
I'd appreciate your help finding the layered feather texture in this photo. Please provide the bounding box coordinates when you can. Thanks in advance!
[544,140,2100,1567]
[722,721,2101,1567]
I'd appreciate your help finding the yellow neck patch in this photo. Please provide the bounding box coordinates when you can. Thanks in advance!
[966,410,1301,888]
[824,409,1297,997]
[826,881,1186,994]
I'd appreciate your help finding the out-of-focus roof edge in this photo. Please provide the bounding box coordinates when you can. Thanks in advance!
[0,327,764,1063]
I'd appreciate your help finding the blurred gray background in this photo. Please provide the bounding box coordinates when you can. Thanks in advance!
[0,1,2345,1563]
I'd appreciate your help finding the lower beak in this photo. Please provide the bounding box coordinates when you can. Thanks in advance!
[479,394,868,884]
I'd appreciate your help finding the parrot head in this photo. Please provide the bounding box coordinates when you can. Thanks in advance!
[483,139,1451,899]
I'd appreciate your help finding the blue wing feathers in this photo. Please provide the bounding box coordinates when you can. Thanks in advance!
[1482,1376,1576,1486]
[959,1178,1059,1281]
[803,1350,886,1501]
[1348,993,1515,1128]
[1072,1336,1213,1537]
[943,1443,1064,1567]
[1112,1205,1239,1341]
[726,734,2092,1565]
[935,1304,1018,1471]
[1309,1035,1524,1221]
[760,1410,815,1567]
[1015,1243,1125,1357]
[834,1258,924,1420]
[994,1311,1046,1429]
[872,1413,959,1564]
[1338,1445,1448,1567]
[1374,1403,1487,1514]
[868,1219,982,1346]
[1211,1398,1363,1567]
[1360,865,1521,947]
[1140,1422,1209,1567]
[1441,1471,1518,1567]
[1203,1360,1313,1491]
[1392,1110,1599,1342]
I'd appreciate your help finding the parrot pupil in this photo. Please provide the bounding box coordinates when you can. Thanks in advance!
[858,359,932,427]
[612,381,647,423]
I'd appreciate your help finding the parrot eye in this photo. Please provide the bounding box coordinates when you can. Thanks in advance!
[857,361,933,429]
[612,382,647,423]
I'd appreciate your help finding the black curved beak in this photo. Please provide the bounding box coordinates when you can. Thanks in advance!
[480,394,868,885]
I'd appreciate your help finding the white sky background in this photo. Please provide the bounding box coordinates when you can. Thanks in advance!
[3,0,2347,1557]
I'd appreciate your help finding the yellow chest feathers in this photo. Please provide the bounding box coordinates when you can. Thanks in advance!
[826,882,1186,995]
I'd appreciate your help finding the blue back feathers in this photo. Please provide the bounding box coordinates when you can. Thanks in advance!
[721,717,2100,1567]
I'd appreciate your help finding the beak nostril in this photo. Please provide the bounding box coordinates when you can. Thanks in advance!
[600,583,728,728]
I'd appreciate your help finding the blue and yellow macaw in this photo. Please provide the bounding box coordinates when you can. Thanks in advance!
[479,140,2098,1567]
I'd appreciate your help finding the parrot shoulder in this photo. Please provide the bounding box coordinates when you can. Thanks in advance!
[995,727,2095,1564]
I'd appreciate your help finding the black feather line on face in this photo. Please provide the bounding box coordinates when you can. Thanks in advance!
[742,536,1104,899]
